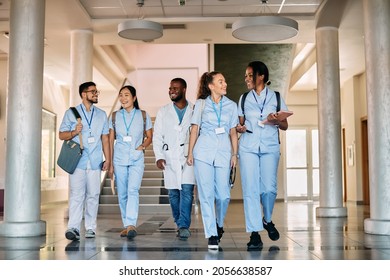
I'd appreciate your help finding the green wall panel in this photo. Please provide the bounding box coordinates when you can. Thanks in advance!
[214,44,294,103]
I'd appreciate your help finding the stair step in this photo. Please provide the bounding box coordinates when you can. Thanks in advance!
[143,170,163,178]
[99,204,171,214]
[102,178,165,188]
[101,186,168,195]
[99,141,170,216]
[144,163,160,171]
[100,195,169,204]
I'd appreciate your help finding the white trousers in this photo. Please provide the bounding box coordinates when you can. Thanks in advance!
[68,167,101,232]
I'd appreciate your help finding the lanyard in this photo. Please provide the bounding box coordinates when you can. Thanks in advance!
[252,88,268,118]
[80,106,95,135]
[211,96,223,127]
[122,108,136,136]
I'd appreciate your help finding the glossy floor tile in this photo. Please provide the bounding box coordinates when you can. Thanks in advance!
[1,201,389,260]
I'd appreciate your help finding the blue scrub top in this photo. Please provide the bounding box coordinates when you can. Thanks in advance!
[109,108,152,166]
[59,104,109,170]
[191,96,238,168]
[238,88,288,153]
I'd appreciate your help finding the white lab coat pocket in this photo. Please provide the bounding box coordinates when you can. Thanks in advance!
[162,150,181,189]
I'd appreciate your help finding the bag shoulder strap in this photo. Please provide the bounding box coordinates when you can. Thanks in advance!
[70,107,81,120]
[69,107,83,150]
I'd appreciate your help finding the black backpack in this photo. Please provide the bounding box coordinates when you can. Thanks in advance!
[240,90,280,119]
[240,90,281,143]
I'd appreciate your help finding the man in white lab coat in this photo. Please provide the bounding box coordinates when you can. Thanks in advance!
[153,78,195,240]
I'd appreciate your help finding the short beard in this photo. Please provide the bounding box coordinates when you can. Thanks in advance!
[170,93,184,103]
[87,96,98,104]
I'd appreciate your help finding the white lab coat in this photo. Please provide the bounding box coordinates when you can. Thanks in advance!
[153,102,195,189]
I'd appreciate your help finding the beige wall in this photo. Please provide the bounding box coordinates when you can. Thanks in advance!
[341,73,367,203]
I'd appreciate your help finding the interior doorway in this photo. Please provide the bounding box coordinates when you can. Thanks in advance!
[361,118,370,205]
[285,127,319,201]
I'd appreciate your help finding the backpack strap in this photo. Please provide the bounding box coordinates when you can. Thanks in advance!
[112,111,117,139]
[141,110,146,138]
[240,91,249,125]
[275,91,281,112]
[274,91,281,144]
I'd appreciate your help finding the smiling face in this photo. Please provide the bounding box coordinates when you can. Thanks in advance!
[244,67,255,91]
[169,81,186,102]
[83,85,99,104]
[209,73,227,96]
[119,87,136,111]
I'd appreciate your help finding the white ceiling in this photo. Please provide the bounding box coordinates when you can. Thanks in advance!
[0,0,365,94]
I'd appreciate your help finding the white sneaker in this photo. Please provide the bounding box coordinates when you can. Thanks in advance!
[85,229,95,238]
[65,228,80,241]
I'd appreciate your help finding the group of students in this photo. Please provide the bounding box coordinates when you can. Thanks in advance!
[59,60,289,252]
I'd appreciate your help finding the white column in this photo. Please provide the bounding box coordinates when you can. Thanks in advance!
[70,29,93,106]
[0,0,46,237]
[315,27,347,218]
[63,29,93,219]
[363,0,390,235]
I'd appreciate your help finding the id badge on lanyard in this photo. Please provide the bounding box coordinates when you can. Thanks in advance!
[215,127,226,134]
[123,135,132,142]
[257,120,265,128]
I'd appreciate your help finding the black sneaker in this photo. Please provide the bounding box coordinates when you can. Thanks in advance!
[208,236,219,250]
[247,231,263,251]
[263,219,280,241]
[217,225,224,242]
[65,228,80,241]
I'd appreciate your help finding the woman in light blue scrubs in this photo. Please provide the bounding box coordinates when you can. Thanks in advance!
[108,85,153,240]
[187,71,238,250]
[236,61,289,251]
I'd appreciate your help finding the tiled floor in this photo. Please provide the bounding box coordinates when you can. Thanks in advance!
[1,201,390,260]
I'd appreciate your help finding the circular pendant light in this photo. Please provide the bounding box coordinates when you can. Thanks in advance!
[232,15,298,42]
[118,19,163,41]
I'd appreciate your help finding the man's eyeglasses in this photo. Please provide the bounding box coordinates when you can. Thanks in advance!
[84,90,100,95]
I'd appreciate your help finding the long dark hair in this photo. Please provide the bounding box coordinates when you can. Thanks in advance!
[119,85,140,109]
[248,61,271,86]
[197,71,221,100]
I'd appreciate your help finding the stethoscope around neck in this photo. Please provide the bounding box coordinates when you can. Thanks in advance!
[162,143,185,151]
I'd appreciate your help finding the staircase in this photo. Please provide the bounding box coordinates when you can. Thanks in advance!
[98,145,171,214]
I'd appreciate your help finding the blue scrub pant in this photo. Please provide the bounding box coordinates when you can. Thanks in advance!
[239,151,279,232]
[168,184,194,229]
[114,161,144,227]
[194,160,230,238]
